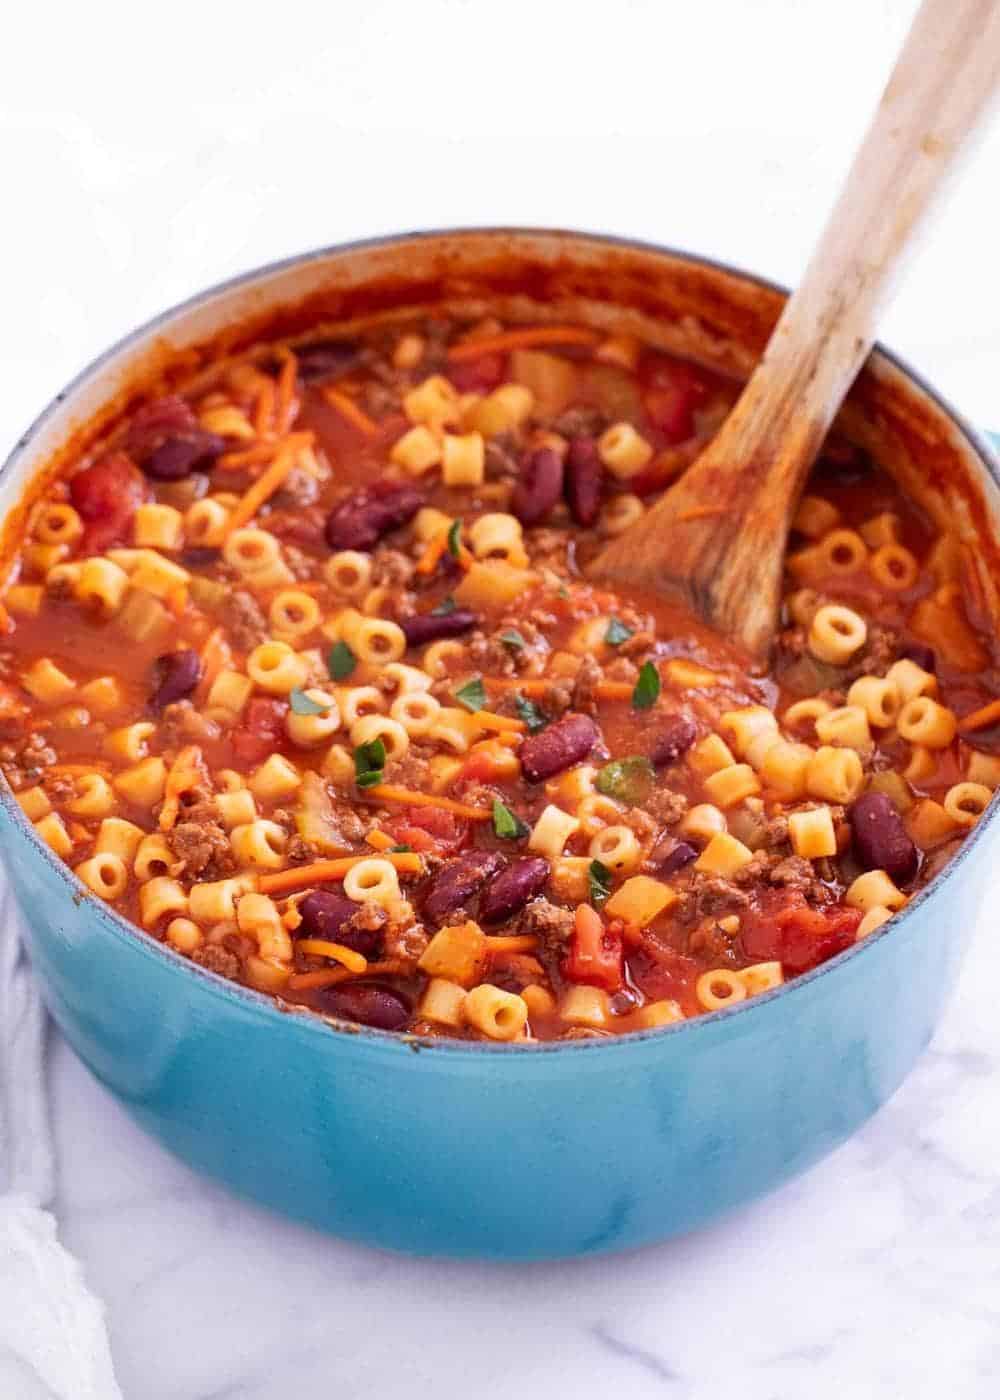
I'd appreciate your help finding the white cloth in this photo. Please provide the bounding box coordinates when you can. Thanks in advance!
[0,878,122,1399]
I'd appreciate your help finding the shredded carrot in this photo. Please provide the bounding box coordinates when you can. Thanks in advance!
[253,376,276,436]
[481,676,634,702]
[258,851,423,895]
[594,681,636,701]
[447,325,599,361]
[675,506,729,524]
[363,785,492,820]
[222,433,313,536]
[365,828,395,851]
[474,710,526,734]
[958,698,1000,732]
[217,441,279,472]
[288,959,408,992]
[166,584,188,619]
[159,745,210,832]
[323,385,379,437]
[274,348,300,433]
[484,934,539,953]
[48,762,112,777]
[470,731,520,751]
[197,627,232,698]
[296,939,368,973]
[0,601,11,634]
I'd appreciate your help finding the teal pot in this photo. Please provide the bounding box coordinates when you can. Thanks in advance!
[3,230,997,1258]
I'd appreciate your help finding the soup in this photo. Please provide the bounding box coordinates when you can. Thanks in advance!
[1,312,997,1040]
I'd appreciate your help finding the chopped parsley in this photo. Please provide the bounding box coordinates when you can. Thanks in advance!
[514,692,547,733]
[289,687,329,716]
[492,799,530,840]
[632,660,661,710]
[595,756,655,804]
[431,594,457,617]
[326,641,357,681]
[604,616,634,647]
[354,737,387,789]
[588,859,613,907]
[389,843,413,853]
[447,519,463,557]
[454,676,487,712]
[500,629,526,651]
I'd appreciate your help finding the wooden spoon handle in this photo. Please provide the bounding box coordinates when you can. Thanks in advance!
[590,0,1000,658]
[739,0,1000,472]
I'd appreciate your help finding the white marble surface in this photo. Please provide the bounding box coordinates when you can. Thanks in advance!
[5,0,1000,1394]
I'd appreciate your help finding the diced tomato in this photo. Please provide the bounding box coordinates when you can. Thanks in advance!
[70,451,151,553]
[562,904,625,992]
[641,355,713,445]
[461,749,508,784]
[388,805,469,854]
[230,697,289,765]
[448,352,506,393]
[742,889,861,973]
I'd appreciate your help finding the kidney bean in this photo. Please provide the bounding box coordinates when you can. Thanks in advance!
[142,432,226,481]
[479,857,551,925]
[899,641,937,673]
[325,480,424,551]
[849,791,919,883]
[294,338,361,383]
[298,891,380,955]
[321,982,410,1031]
[421,850,506,925]
[520,713,600,783]
[70,451,151,553]
[564,436,603,526]
[400,609,479,648]
[182,547,221,569]
[648,713,697,765]
[651,841,699,878]
[813,440,873,487]
[511,447,564,527]
[125,395,199,458]
[149,649,202,710]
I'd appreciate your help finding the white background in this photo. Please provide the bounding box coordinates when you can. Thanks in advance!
[3,2,1000,1397]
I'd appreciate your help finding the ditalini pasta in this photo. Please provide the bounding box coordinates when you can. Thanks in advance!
[0,309,996,1041]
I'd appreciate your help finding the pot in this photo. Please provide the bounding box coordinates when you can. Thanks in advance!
[3,229,996,1258]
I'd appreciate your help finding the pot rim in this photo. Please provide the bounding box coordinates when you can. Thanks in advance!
[3,224,997,1056]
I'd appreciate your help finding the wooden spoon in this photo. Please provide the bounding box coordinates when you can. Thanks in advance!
[589,0,1000,659]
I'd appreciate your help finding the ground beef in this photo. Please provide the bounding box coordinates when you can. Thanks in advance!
[849,624,900,680]
[0,732,56,789]
[644,788,689,825]
[168,818,236,880]
[617,630,656,660]
[517,898,575,957]
[158,701,221,749]
[568,654,601,716]
[362,380,399,418]
[382,910,429,967]
[265,505,326,550]
[603,657,639,683]
[466,620,547,678]
[559,1026,613,1040]
[43,774,76,803]
[687,920,742,965]
[388,752,431,791]
[769,855,824,894]
[344,903,388,939]
[484,435,522,480]
[191,945,241,980]
[543,680,574,717]
[778,625,808,658]
[551,406,607,438]
[221,590,268,652]
[272,466,320,509]
[525,527,570,571]
[489,953,546,993]
[283,545,316,581]
[677,872,749,924]
[371,549,415,589]
[622,806,658,843]
[731,850,831,904]
[286,835,319,864]
[761,813,790,849]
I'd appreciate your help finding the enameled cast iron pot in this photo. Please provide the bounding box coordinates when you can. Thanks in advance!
[3,230,998,1259]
